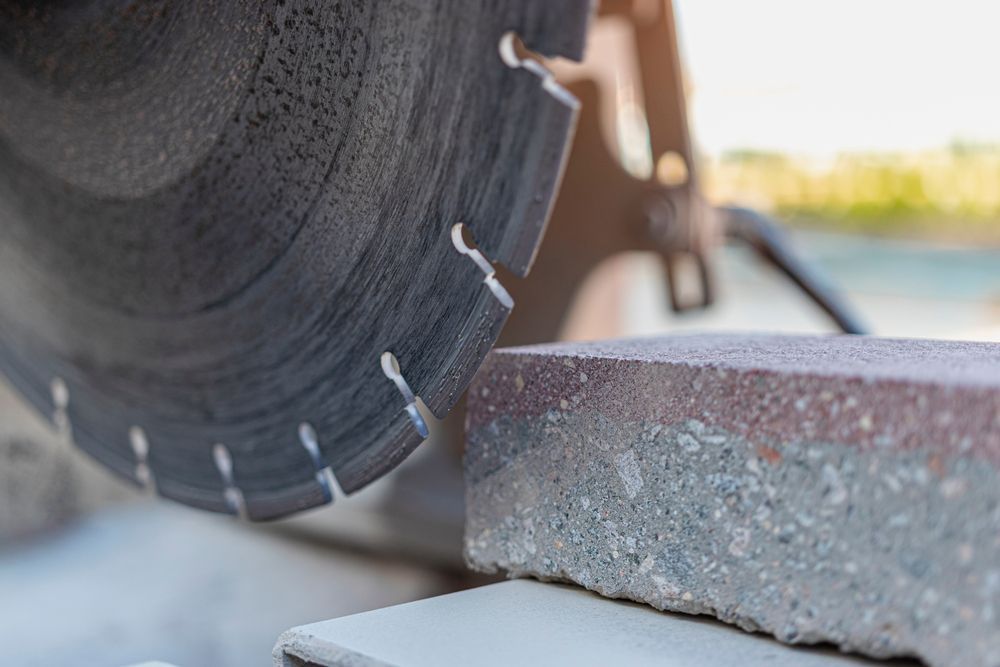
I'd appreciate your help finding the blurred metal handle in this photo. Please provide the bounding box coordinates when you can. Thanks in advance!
[721,206,869,334]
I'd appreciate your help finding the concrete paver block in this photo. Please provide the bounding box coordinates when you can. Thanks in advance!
[464,334,1000,667]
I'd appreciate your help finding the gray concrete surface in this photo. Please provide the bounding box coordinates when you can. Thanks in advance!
[275,579,897,667]
[0,503,453,667]
[465,334,1000,667]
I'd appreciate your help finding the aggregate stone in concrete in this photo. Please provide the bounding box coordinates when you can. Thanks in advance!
[463,334,1000,667]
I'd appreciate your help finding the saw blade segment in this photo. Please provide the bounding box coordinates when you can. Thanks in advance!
[0,0,593,519]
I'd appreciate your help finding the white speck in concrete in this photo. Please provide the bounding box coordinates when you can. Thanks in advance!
[728,527,751,557]
[522,518,537,555]
[651,575,680,598]
[882,473,902,493]
[615,450,644,499]
[821,463,848,505]
[639,554,655,574]
[684,420,706,435]
[677,433,701,453]
[941,478,968,499]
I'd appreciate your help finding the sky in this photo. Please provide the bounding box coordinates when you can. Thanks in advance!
[672,0,1000,157]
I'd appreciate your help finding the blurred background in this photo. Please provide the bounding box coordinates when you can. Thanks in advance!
[1,2,998,665]
[676,0,1000,341]
[550,0,1000,344]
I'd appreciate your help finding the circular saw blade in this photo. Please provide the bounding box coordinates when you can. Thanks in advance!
[0,0,591,519]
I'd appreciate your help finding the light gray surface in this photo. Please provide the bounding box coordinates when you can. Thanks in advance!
[274,579,891,667]
[0,503,451,667]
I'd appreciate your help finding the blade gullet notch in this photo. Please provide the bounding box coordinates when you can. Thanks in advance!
[212,442,246,519]
[298,422,338,504]
[128,425,154,490]
[451,223,514,309]
[381,352,430,439]
[498,32,579,111]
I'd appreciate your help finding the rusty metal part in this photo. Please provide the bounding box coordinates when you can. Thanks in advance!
[498,0,716,351]
[0,0,593,519]
[605,0,716,312]
[503,0,863,344]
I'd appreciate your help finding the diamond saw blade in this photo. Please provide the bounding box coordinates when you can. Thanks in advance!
[0,0,592,519]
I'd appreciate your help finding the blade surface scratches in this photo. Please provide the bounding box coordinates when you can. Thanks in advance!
[0,0,593,519]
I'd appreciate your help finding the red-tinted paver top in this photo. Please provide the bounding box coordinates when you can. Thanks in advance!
[469,333,1000,462]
